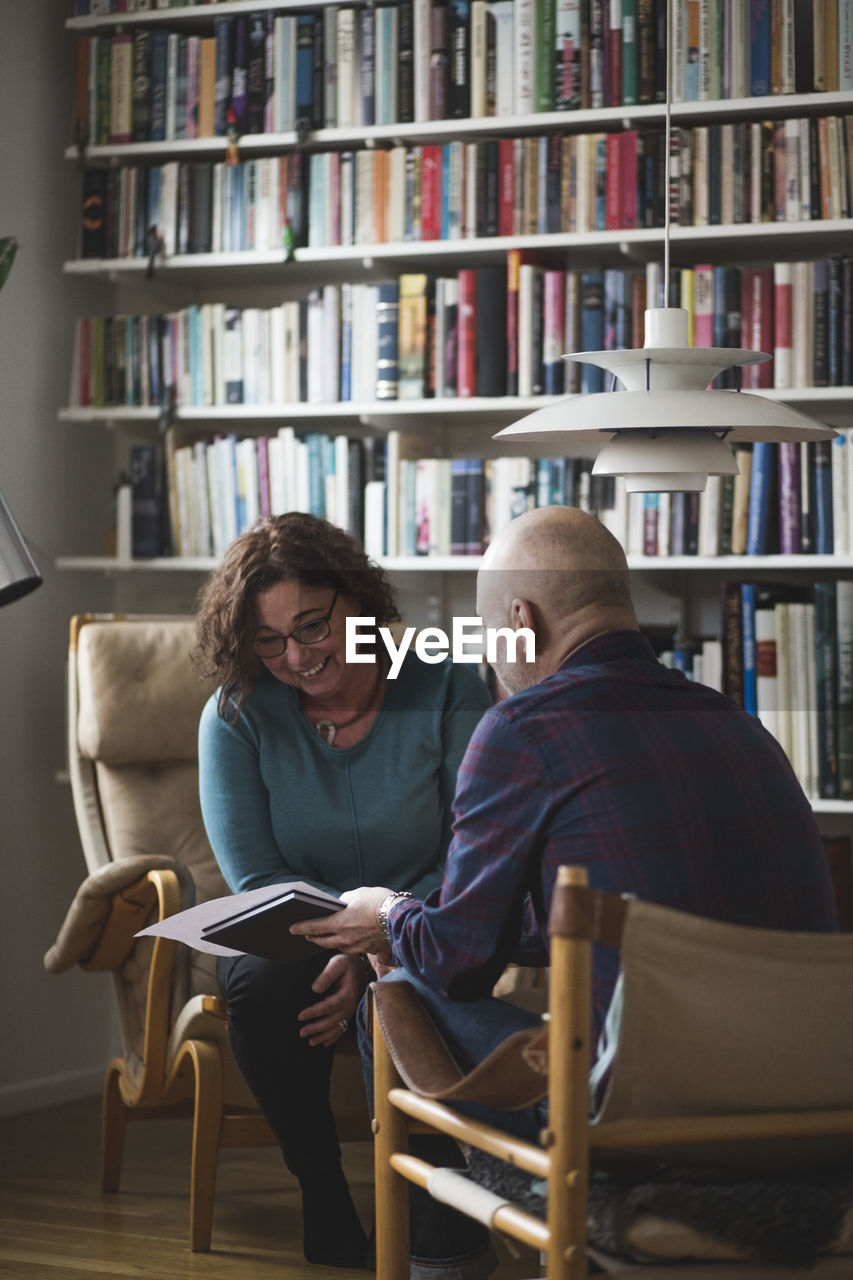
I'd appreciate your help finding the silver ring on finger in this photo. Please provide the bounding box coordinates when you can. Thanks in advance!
[338,1018,348,1032]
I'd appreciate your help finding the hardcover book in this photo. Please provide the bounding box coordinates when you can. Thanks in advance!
[137,882,344,964]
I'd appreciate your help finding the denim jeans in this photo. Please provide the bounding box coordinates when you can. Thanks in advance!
[359,968,545,1280]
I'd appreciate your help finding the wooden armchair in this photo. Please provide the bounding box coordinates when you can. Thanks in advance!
[45,614,368,1251]
[371,866,853,1279]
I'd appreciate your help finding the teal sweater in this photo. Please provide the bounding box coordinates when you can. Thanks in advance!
[198,652,492,899]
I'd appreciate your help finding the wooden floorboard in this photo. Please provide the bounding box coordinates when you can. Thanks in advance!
[0,1097,536,1279]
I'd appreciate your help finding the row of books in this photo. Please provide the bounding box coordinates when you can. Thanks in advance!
[608,437,853,559]
[74,0,853,148]
[77,112,853,262]
[671,580,853,802]
[66,252,853,414]
[133,423,853,569]
[131,432,619,562]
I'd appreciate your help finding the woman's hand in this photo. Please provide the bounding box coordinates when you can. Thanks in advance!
[297,953,365,1048]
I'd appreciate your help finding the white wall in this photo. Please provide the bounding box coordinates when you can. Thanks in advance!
[0,4,120,1115]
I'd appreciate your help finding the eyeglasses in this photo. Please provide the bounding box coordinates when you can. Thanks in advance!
[253,589,339,658]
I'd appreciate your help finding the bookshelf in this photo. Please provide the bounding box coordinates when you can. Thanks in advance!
[60,0,853,814]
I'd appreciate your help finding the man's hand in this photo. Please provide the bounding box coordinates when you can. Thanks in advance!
[291,885,393,955]
[297,953,364,1047]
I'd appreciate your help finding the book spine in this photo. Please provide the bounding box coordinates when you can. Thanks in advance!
[131,30,151,142]
[360,7,376,126]
[451,459,469,555]
[777,442,801,555]
[375,280,400,400]
[814,438,834,554]
[430,1,450,117]
[534,0,555,110]
[421,144,443,240]
[448,0,471,117]
[246,13,267,134]
[470,0,488,115]
[814,580,839,799]
[622,0,638,105]
[475,264,507,395]
[580,271,604,392]
[837,580,853,799]
[398,1,415,122]
[130,442,164,557]
[746,441,774,555]
[514,0,537,111]
[398,273,429,398]
[555,0,582,108]
[229,16,249,134]
[542,269,566,395]
[749,0,770,94]
[457,267,477,396]
[465,459,485,554]
[295,13,315,132]
[741,582,757,716]
[721,580,745,708]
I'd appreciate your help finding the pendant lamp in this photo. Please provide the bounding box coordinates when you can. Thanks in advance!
[494,5,836,493]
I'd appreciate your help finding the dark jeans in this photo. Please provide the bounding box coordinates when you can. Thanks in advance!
[217,950,344,1181]
[359,968,545,1278]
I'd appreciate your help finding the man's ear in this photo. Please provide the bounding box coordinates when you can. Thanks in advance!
[510,597,536,632]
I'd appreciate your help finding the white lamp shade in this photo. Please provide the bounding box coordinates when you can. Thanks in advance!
[592,431,739,494]
[494,388,835,447]
[495,306,837,493]
[566,346,770,390]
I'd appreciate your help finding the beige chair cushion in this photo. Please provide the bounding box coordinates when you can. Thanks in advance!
[95,762,228,905]
[77,619,215,765]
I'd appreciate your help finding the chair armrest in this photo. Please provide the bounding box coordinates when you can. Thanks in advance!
[44,855,192,974]
[201,993,228,1019]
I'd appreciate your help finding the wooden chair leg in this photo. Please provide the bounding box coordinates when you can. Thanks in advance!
[373,1001,411,1280]
[101,1060,128,1193]
[180,1040,224,1253]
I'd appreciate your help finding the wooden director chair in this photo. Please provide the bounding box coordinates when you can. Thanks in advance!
[371,865,853,1279]
[45,614,370,1250]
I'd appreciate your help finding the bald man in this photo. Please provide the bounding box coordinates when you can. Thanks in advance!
[294,506,837,1280]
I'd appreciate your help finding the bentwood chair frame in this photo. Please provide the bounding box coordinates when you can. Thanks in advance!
[46,613,369,1251]
[371,865,853,1279]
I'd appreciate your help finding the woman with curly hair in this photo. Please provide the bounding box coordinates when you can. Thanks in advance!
[195,512,491,1269]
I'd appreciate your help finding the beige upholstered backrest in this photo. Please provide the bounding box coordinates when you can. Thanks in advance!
[596,899,853,1137]
[73,617,226,902]
[69,616,227,1069]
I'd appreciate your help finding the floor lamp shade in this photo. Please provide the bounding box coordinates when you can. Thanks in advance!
[0,488,42,607]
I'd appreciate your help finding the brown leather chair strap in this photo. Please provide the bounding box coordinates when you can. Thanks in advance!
[371,980,549,1111]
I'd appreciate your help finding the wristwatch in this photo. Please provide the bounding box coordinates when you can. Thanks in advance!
[377,890,412,943]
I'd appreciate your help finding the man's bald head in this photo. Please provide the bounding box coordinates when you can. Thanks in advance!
[476,507,638,689]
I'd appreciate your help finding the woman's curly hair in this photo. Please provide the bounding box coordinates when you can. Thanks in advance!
[194,512,399,720]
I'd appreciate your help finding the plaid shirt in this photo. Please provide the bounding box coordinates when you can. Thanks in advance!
[388,630,838,1042]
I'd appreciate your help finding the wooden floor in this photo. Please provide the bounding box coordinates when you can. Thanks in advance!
[0,1096,536,1279]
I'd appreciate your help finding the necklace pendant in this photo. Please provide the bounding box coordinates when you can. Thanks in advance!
[314,719,336,746]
